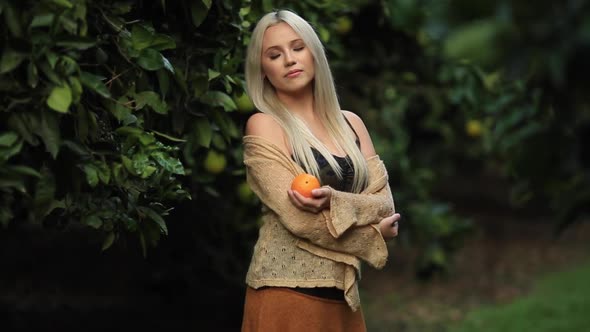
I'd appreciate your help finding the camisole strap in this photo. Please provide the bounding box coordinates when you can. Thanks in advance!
[343,115,361,148]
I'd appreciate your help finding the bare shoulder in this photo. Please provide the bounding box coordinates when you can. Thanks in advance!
[342,110,377,158]
[342,110,364,127]
[245,112,290,154]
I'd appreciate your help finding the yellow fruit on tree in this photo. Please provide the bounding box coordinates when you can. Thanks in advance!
[335,17,352,35]
[234,92,255,113]
[203,150,227,174]
[237,180,255,203]
[465,119,483,138]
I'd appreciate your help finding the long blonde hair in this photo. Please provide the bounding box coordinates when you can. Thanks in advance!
[245,9,369,193]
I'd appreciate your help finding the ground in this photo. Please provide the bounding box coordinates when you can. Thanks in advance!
[360,207,590,332]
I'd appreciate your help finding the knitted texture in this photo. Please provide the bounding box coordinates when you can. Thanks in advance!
[243,135,395,310]
[327,156,395,238]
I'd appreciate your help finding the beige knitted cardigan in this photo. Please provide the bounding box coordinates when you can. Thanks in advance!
[243,135,395,310]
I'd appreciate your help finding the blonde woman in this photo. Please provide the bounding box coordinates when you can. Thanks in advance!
[241,9,401,331]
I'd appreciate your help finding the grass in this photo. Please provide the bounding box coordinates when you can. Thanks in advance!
[448,261,590,332]
[361,221,590,332]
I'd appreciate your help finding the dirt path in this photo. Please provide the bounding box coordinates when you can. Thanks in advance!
[360,215,590,331]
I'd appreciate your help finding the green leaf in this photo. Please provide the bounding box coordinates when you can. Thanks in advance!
[142,218,161,248]
[95,47,108,64]
[47,84,72,113]
[46,52,58,69]
[27,62,39,88]
[140,165,157,178]
[83,164,99,187]
[0,177,26,193]
[137,48,165,71]
[151,34,176,51]
[84,215,103,229]
[112,96,133,121]
[135,91,168,114]
[0,140,22,163]
[161,55,174,73]
[208,68,221,81]
[60,15,77,34]
[132,153,151,174]
[30,13,55,28]
[38,60,61,84]
[152,151,185,175]
[156,69,169,97]
[76,105,90,141]
[111,2,133,14]
[33,165,56,220]
[75,3,87,33]
[0,49,26,74]
[173,65,188,94]
[112,162,126,184]
[55,37,96,50]
[190,1,210,28]
[56,56,78,76]
[151,129,186,143]
[103,13,125,32]
[444,20,502,65]
[115,126,143,137]
[69,76,82,103]
[5,165,41,178]
[7,113,38,146]
[138,133,155,145]
[101,232,115,251]
[80,71,111,98]
[62,140,90,156]
[131,24,154,51]
[121,155,136,174]
[262,0,273,12]
[50,0,73,8]
[0,131,19,147]
[212,110,240,139]
[4,4,23,37]
[193,73,209,97]
[139,231,147,257]
[138,206,168,235]
[97,162,111,184]
[200,91,237,112]
[211,131,227,150]
[38,111,61,158]
[0,196,14,227]
[194,117,212,147]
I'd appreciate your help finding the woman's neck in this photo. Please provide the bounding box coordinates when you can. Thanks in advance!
[276,86,315,118]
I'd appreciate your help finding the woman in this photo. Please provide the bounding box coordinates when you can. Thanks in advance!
[241,9,401,332]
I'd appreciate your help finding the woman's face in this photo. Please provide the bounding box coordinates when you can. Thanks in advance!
[260,22,315,95]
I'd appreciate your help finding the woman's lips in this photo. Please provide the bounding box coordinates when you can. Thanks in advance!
[285,70,303,78]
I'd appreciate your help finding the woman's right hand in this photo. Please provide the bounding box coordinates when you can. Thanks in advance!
[379,213,401,240]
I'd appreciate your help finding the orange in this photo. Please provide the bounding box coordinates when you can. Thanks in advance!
[291,173,321,198]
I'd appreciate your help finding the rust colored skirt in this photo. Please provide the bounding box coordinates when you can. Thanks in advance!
[241,286,367,332]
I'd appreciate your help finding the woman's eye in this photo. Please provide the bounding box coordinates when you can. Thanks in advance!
[269,54,280,60]
[294,46,304,51]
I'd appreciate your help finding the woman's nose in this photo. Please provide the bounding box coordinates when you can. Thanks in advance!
[284,51,296,66]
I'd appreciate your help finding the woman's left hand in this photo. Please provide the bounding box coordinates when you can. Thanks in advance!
[288,187,332,213]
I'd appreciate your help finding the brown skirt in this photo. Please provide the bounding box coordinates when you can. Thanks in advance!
[241,286,367,332]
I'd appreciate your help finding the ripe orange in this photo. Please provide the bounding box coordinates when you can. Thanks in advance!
[291,173,321,198]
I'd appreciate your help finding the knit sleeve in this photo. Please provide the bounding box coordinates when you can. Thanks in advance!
[325,156,395,238]
[244,138,388,268]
